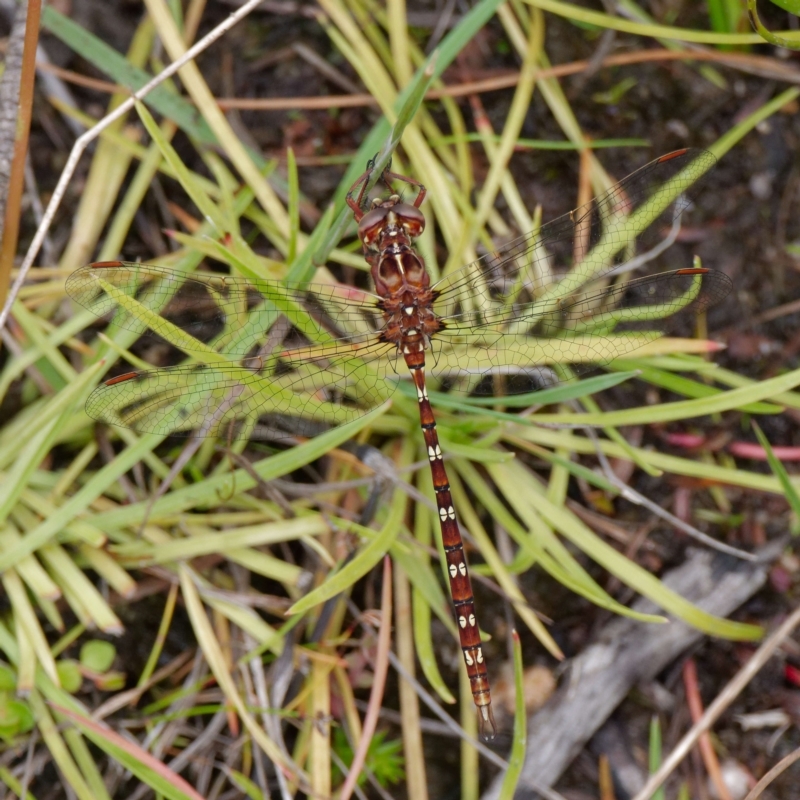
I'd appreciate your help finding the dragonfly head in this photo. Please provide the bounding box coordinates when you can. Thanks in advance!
[370,193,401,209]
[357,201,426,250]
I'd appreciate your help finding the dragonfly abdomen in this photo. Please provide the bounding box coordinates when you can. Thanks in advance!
[409,355,496,739]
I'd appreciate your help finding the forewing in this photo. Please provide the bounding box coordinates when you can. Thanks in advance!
[432,149,716,322]
[66,261,386,356]
[427,150,729,392]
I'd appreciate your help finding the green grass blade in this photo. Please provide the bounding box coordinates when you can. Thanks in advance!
[612,361,782,414]
[0,360,105,522]
[178,565,297,773]
[308,52,438,273]
[648,716,665,800]
[135,101,226,234]
[752,422,800,531]
[526,0,799,44]
[288,515,402,615]
[41,7,220,148]
[27,692,98,800]
[526,488,762,639]
[498,631,526,800]
[531,365,800,427]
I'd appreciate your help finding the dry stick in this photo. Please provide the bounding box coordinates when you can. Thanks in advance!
[598,755,615,800]
[632,601,800,800]
[481,544,779,800]
[211,47,800,110]
[393,567,429,800]
[0,0,266,332]
[35,61,124,95]
[0,0,41,306]
[743,744,800,800]
[33,45,800,112]
[581,407,757,562]
[0,3,25,235]
[749,296,800,326]
[339,557,393,800]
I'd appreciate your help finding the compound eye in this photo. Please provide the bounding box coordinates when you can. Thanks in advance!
[393,203,425,237]
[357,206,389,245]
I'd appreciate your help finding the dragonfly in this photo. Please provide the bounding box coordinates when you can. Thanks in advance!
[67,148,732,740]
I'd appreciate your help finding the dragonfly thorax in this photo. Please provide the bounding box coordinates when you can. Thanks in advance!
[373,243,430,294]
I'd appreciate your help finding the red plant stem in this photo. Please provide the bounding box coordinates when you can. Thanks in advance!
[729,442,800,461]
[682,658,732,800]
[339,557,393,800]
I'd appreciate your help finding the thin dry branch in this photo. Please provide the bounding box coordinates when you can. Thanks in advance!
[633,596,800,800]
[30,46,800,112]
[0,0,267,331]
[743,744,800,800]
[0,1,27,231]
[211,47,800,111]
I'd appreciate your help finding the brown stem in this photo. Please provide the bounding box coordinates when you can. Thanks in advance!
[0,0,42,304]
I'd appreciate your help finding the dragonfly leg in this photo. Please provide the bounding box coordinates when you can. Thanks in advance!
[346,167,374,219]
[347,160,427,217]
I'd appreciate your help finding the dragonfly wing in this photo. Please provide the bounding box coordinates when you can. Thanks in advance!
[87,338,399,441]
[433,269,731,394]
[66,261,387,356]
[427,150,730,394]
[431,149,716,322]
